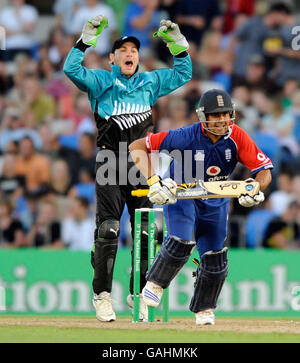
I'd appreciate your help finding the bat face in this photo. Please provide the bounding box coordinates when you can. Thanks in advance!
[175,180,260,199]
[131,180,260,199]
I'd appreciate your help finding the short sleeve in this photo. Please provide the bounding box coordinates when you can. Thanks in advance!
[230,125,273,174]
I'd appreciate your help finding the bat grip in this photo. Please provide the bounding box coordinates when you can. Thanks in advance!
[131,189,149,197]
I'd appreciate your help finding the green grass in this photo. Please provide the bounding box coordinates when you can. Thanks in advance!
[0,326,299,343]
[0,321,300,343]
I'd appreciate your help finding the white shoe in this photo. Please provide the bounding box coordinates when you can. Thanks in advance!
[142,281,163,308]
[93,292,116,322]
[195,309,215,325]
[126,294,148,322]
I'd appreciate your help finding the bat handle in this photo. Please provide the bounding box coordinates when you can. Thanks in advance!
[131,189,150,197]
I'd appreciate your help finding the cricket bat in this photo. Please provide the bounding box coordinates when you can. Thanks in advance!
[131,180,260,199]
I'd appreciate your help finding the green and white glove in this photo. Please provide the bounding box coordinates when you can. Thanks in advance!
[77,15,108,48]
[153,19,189,56]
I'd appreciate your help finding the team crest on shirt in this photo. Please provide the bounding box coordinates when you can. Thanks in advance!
[206,166,221,176]
[225,148,232,162]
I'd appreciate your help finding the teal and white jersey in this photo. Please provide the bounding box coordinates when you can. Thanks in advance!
[63,47,192,150]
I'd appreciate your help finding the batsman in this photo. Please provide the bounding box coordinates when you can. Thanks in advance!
[63,16,192,322]
[129,89,273,325]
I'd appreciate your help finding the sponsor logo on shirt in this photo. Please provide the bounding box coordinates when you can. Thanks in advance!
[115,79,126,89]
[206,166,221,176]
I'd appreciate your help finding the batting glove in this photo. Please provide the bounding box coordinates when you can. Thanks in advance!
[147,175,177,205]
[238,178,265,207]
[77,15,108,48]
[153,19,189,56]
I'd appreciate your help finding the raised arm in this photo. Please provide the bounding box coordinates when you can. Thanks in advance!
[151,20,192,100]
[63,15,108,93]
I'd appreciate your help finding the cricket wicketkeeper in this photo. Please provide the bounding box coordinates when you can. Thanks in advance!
[63,15,192,322]
[129,89,273,325]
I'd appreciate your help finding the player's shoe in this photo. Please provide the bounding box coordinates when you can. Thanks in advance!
[93,292,116,322]
[142,281,163,308]
[195,309,215,325]
[126,294,148,322]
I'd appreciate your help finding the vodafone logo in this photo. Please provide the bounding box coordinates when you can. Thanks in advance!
[257,153,266,161]
[206,166,221,176]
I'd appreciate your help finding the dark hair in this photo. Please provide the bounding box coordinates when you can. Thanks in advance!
[268,2,291,14]
[81,132,96,143]
[20,135,34,144]
[76,196,90,208]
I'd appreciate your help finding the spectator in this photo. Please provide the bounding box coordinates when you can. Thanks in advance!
[223,0,256,35]
[71,0,118,55]
[175,0,222,46]
[123,0,162,52]
[76,132,97,181]
[261,95,298,160]
[49,159,72,196]
[4,141,19,155]
[262,201,300,249]
[265,4,300,87]
[159,0,179,20]
[231,85,260,135]
[268,170,297,216]
[0,152,25,203]
[230,3,289,81]
[261,96,295,138]
[158,97,191,131]
[0,107,43,152]
[73,94,96,134]
[187,41,210,82]
[27,200,64,249]
[106,0,130,34]
[292,174,300,203]
[198,31,229,78]
[233,53,280,95]
[53,0,84,35]
[212,57,233,93]
[42,129,80,186]
[61,196,94,250]
[0,0,38,61]
[282,79,300,109]
[45,27,71,70]
[182,79,202,117]
[0,199,27,248]
[291,89,300,146]
[20,76,56,126]
[250,89,272,118]
[69,169,95,204]
[0,62,13,95]
[14,136,51,193]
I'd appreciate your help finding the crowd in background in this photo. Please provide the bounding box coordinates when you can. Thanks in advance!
[0,0,300,250]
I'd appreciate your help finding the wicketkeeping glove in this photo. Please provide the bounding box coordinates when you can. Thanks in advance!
[153,19,189,56]
[147,175,177,205]
[238,178,265,208]
[77,15,108,48]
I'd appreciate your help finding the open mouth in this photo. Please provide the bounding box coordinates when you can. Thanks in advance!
[125,60,133,67]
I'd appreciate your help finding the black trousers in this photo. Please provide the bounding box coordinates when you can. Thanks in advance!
[92,152,153,295]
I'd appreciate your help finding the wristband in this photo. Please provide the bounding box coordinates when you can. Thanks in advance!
[147,175,161,186]
[75,39,90,52]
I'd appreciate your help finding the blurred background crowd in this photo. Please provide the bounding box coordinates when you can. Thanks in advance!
[0,0,300,250]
